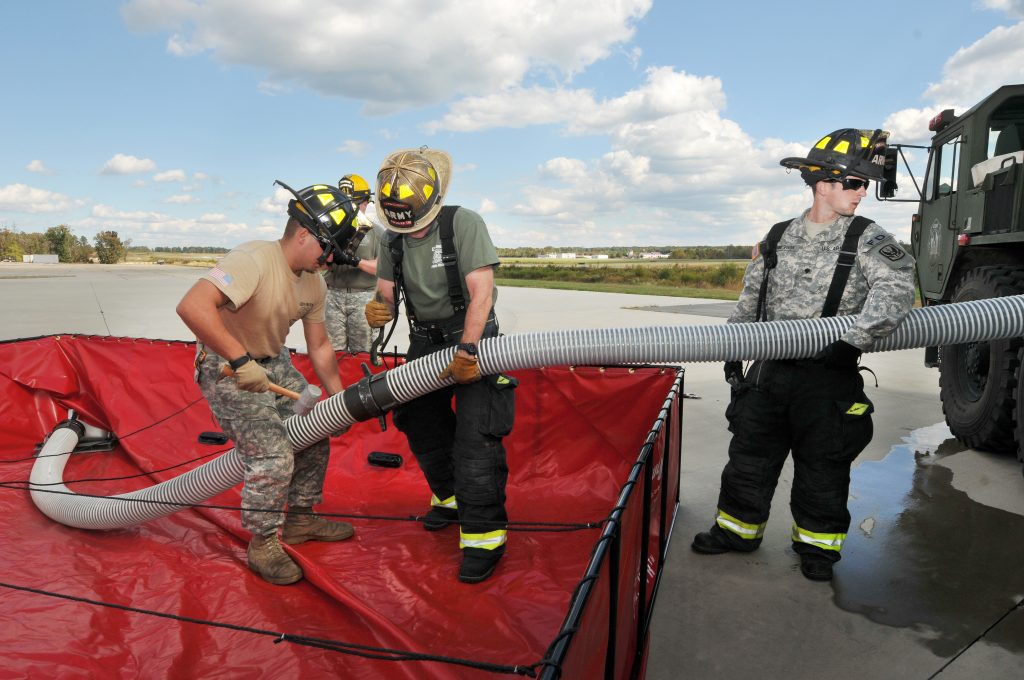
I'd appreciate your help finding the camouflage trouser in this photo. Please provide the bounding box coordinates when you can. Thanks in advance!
[325,287,375,353]
[197,346,330,536]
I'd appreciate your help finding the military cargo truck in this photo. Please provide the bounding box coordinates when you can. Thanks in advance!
[880,84,1024,466]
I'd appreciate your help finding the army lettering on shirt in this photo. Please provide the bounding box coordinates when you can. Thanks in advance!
[728,210,916,350]
[202,240,326,358]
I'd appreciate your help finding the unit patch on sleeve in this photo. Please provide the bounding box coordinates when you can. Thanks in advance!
[878,244,906,261]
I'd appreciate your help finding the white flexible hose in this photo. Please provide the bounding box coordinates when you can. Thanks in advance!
[30,295,1024,530]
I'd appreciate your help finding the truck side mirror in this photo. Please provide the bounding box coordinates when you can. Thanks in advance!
[878,147,899,198]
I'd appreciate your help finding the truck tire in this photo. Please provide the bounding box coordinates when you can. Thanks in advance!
[939,266,1024,452]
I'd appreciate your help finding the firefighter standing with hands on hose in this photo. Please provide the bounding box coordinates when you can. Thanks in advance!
[177,182,359,586]
[364,147,517,584]
[691,129,916,581]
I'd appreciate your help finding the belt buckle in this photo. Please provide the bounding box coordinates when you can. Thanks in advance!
[428,327,446,344]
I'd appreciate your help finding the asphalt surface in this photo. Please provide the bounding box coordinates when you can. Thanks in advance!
[3,262,1023,680]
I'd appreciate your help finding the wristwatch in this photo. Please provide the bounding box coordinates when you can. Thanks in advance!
[228,354,252,371]
[456,342,478,356]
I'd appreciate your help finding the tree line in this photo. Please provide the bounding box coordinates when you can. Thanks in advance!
[496,244,752,259]
[0,225,131,264]
[497,262,746,290]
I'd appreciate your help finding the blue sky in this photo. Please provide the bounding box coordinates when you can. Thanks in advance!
[2,1,1023,249]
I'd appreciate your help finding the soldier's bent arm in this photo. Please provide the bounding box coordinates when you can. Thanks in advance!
[842,235,917,350]
[303,320,344,396]
[176,279,247,361]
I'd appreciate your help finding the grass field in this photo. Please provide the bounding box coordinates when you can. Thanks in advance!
[125,251,223,266]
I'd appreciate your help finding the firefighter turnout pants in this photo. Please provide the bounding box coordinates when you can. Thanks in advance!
[715,360,873,562]
[393,317,516,558]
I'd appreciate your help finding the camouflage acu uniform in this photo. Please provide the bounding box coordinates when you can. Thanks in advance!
[711,210,915,563]
[729,211,916,346]
[325,288,375,353]
[324,225,382,353]
[197,347,329,535]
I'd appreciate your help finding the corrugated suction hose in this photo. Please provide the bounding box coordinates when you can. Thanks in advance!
[30,295,1024,529]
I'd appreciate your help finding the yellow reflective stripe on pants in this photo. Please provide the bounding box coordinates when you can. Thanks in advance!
[460,529,507,551]
[716,509,765,540]
[431,494,457,510]
[791,524,845,552]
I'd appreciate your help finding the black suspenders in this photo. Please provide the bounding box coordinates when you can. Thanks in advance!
[755,215,871,321]
[389,205,465,324]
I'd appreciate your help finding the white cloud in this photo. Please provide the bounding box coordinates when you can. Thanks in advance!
[257,186,294,214]
[923,22,1024,106]
[83,203,249,246]
[122,0,652,111]
[154,169,187,182]
[165,194,198,204]
[0,184,77,213]
[884,21,1024,145]
[101,153,157,175]
[980,0,1024,19]
[479,198,497,213]
[26,160,51,174]
[337,140,369,156]
[426,67,724,134]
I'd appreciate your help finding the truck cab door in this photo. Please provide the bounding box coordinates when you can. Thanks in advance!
[919,134,962,298]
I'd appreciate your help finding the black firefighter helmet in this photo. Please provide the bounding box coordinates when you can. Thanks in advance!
[274,180,360,264]
[780,128,890,185]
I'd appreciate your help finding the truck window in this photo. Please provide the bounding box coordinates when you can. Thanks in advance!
[987,122,1024,158]
[936,135,960,197]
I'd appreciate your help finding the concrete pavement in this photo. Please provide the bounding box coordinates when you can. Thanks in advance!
[3,262,1022,679]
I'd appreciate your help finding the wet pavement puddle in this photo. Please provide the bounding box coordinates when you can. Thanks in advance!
[837,422,1024,656]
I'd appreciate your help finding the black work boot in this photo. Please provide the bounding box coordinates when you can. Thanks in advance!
[423,506,459,531]
[799,553,834,581]
[459,548,503,584]
[691,526,758,554]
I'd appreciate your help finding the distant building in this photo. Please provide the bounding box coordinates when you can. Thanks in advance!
[559,252,577,259]
[594,254,609,260]
[23,254,59,264]
[640,252,669,259]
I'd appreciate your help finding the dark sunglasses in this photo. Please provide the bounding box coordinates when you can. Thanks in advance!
[829,177,871,191]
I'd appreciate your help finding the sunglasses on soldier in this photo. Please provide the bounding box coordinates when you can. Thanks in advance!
[828,176,871,191]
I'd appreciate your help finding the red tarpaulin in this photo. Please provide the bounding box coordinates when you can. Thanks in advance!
[0,335,680,679]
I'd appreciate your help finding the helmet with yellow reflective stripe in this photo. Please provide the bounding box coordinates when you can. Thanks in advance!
[780,128,889,185]
[376,147,451,233]
[338,173,373,203]
[274,180,359,264]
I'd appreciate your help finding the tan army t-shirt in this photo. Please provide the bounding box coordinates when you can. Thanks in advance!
[202,240,326,358]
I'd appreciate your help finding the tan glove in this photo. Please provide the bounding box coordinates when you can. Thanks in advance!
[232,360,270,393]
[364,299,394,328]
[438,353,481,384]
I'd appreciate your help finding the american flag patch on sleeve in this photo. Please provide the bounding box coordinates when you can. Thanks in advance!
[208,267,233,286]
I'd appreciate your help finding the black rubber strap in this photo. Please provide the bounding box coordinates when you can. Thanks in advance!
[437,206,465,313]
[755,219,793,322]
[820,216,871,318]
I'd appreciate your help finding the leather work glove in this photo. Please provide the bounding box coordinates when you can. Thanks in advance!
[723,361,743,386]
[814,340,862,371]
[364,299,394,328]
[335,250,361,267]
[438,353,482,384]
[232,360,270,393]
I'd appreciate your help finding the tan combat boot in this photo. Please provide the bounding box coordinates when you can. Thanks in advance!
[281,506,355,545]
[247,533,303,585]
